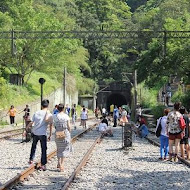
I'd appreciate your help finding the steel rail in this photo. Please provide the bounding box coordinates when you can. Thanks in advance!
[0,128,24,135]
[0,122,97,190]
[131,119,190,168]
[0,132,23,141]
[0,117,95,141]
[145,134,190,168]
[62,135,102,190]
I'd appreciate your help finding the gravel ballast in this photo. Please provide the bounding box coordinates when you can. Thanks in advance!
[69,127,190,190]
[0,119,97,186]
[12,127,100,190]
[2,123,190,190]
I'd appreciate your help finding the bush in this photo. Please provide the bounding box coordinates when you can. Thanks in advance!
[181,90,190,111]
[0,77,7,98]
[151,104,167,120]
[171,89,184,103]
[137,82,158,108]
[171,89,190,111]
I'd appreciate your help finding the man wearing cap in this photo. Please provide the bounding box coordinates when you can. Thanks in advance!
[26,99,53,171]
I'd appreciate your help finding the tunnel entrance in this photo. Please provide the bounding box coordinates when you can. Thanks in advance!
[106,93,128,111]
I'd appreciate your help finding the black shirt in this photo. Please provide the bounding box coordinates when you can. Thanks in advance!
[24,108,30,117]
[184,114,189,137]
[102,118,108,126]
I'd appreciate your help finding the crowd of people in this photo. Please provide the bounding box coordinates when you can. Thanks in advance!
[7,100,188,171]
[21,101,135,171]
[24,100,91,171]
[156,102,190,162]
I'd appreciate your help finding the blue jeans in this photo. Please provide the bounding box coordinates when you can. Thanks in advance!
[160,135,169,158]
[30,135,47,165]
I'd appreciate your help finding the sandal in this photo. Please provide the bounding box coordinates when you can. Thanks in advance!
[60,166,64,172]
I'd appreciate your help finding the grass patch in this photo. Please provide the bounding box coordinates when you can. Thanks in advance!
[0,120,9,127]
[0,71,61,110]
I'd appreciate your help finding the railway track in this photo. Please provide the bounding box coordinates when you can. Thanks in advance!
[128,120,190,168]
[0,128,24,140]
[146,129,190,168]
[0,117,95,141]
[0,122,101,190]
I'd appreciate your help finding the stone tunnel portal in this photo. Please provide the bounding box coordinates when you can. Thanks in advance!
[106,93,128,111]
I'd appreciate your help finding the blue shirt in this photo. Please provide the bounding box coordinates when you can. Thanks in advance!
[113,108,119,119]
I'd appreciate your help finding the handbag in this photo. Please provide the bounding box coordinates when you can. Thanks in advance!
[156,117,162,137]
[179,116,186,131]
[56,131,66,139]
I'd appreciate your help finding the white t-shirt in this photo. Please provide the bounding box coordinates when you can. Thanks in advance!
[102,108,106,114]
[81,110,88,120]
[122,110,127,116]
[98,123,108,132]
[156,116,168,137]
[32,110,52,136]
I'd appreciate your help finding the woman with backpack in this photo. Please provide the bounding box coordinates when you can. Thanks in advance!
[155,109,170,160]
[166,102,184,162]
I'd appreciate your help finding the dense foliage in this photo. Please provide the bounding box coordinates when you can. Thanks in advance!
[1,0,190,108]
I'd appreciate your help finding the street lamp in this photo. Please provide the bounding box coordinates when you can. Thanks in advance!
[122,70,138,120]
[39,78,46,106]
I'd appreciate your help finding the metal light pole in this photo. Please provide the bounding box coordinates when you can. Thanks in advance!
[134,70,138,120]
[39,78,46,107]
[63,67,66,105]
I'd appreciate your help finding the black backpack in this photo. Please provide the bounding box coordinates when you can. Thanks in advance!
[156,117,162,137]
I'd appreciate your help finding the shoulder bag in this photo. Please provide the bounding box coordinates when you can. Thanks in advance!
[156,117,162,137]
[55,115,66,139]
[179,116,186,131]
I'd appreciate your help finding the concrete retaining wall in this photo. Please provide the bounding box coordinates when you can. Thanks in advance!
[0,88,78,124]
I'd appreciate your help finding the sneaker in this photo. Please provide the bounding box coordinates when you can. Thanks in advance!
[169,157,174,162]
[28,160,34,165]
[39,165,46,171]
[174,156,178,162]
[158,157,164,161]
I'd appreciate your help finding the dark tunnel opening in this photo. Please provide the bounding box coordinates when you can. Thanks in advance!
[106,93,128,111]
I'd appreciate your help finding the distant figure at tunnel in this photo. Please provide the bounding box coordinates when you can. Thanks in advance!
[120,107,128,126]
[102,107,107,117]
[113,106,119,127]
[110,104,114,116]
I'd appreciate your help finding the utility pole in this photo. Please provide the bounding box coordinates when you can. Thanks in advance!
[134,69,138,120]
[39,78,46,109]
[63,67,66,105]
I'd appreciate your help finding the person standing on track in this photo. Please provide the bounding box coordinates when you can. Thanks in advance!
[113,105,119,127]
[53,104,72,172]
[156,109,170,160]
[7,105,17,125]
[27,99,53,171]
[71,104,77,130]
[166,102,184,162]
[80,106,88,128]
[120,107,128,126]
[65,104,71,116]
[23,105,30,125]
[179,106,190,159]
[110,104,114,116]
